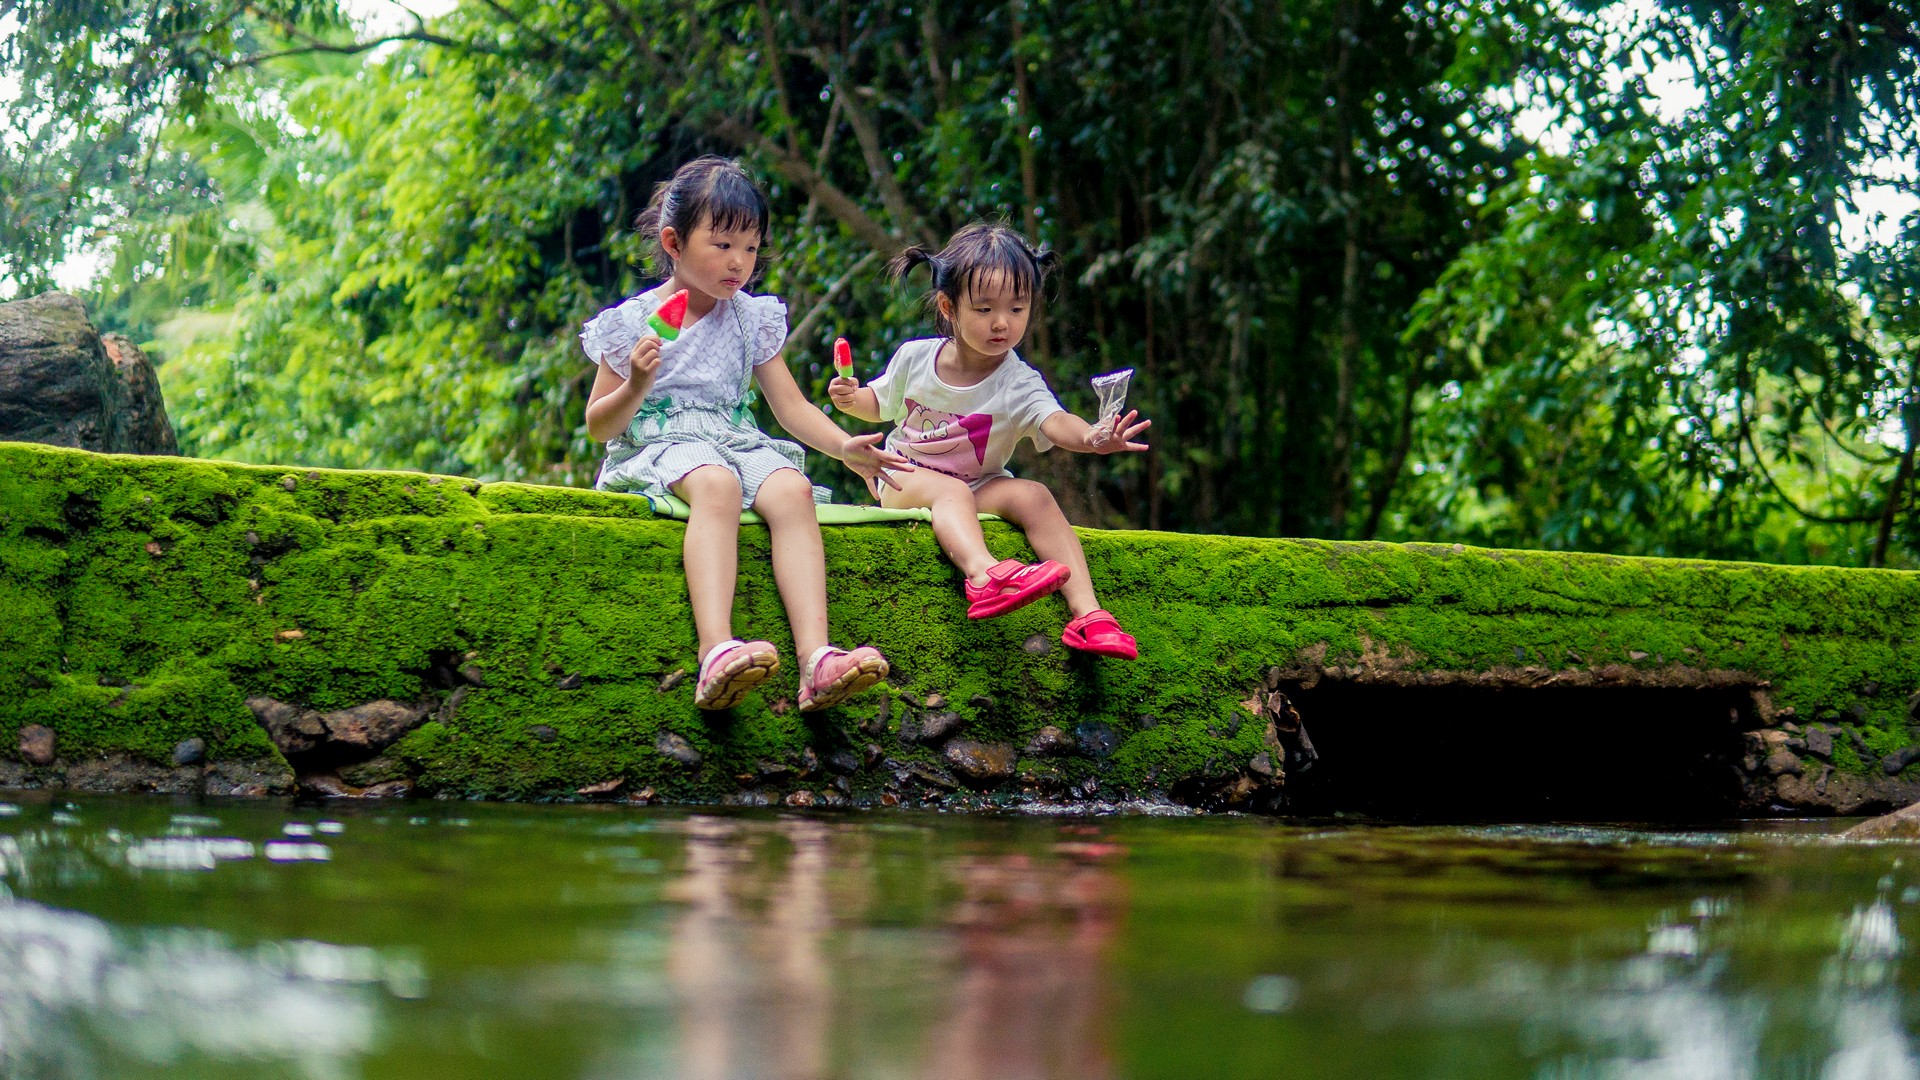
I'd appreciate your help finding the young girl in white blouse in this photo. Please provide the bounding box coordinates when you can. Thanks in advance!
[829,222,1151,659]
[582,157,908,710]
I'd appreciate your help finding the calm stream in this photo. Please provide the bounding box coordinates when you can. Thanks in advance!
[3,793,1918,1079]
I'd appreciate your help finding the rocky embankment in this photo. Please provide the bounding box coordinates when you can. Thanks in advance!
[0,292,176,455]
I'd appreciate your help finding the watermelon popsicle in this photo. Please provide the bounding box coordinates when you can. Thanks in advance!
[647,289,689,341]
[833,337,854,379]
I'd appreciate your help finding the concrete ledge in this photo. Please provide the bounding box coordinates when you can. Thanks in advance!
[3,441,1918,814]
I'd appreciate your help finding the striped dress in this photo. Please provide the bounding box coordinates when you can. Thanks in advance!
[580,287,824,509]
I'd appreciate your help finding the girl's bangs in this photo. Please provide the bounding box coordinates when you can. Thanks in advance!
[693,174,769,239]
[956,238,1039,300]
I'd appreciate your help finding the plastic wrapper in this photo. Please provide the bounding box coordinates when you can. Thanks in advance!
[1086,368,1134,447]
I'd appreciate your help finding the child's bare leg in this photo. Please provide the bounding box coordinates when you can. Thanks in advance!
[752,468,830,660]
[879,470,999,584]
[976,478,1100,617]
[672,465,743,661]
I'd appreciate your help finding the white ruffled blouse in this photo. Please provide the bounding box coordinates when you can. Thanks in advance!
[579,286,789,408]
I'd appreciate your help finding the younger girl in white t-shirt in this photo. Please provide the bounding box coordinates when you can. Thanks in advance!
[829,223,1151,659]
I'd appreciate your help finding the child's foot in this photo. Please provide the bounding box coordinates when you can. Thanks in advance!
[1061,609,1138,660]
[694,639,781,710]
[964,559,1070,619]
[797,645,889,712]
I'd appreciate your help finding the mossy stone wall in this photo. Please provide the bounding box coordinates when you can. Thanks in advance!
[3,441,1918,812]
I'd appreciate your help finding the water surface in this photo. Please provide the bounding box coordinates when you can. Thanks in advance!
[2,794,1916,1079]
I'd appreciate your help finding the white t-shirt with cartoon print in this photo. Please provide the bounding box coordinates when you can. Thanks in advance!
[865,338,1066,489]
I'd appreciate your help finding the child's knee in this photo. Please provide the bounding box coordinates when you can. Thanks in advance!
[1008,479,1062,519]
[754,469,813,512]
[678,466,741,504]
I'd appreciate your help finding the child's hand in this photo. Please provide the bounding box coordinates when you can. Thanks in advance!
[840,432,914,490]
[1089,410,1151,454]
[828,374,861,412]
[626,335,663,388]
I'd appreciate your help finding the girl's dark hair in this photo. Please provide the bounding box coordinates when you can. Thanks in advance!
[633,156,772,275]
[886,221,1057,337]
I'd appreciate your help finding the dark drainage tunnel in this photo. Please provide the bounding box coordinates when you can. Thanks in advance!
[1277,682,1756,822]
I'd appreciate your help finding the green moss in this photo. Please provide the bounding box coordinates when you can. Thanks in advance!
[4,440,1920,802]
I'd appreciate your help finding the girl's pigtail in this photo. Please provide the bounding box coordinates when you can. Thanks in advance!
[633,183,672,274]
[886,245,938,284]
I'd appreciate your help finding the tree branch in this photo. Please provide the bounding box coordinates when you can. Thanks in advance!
[789,250,880,347]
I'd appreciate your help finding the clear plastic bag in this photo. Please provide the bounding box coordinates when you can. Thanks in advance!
[1086,369,1134,447]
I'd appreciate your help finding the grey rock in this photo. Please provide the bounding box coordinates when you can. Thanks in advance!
[1248,752,1276,778]
[824,748,861,774]
[321,700,432,752]
[18,724,55,766]
[0,292,176,454]
[1023,725,1076,757]
[917,710,963,744]
[203,757,297,797]
[457,663,489,688]
[247,697,327,755]
[1022,633,1052,655]
[339,754,409,787]
[785,790,817,807]
[171,737,206,766]
[655,730,702,766]
[554,672,584,691]
[969,694,994,710]
[658,669,688,693]
[1807,726,1834,758]
[1765,750,1804,777]
[943,740,1016,786]
[300,773,357,798]
[361,779,415,799]
[529,724,559,743]
[1074,721,1120,758]
[1845,799,1920,840]
[1884,746,1920,776]
[60,752,201,794]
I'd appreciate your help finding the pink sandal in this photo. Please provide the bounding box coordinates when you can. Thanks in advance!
[1061,609,1138,660]
[965,559,1070,619]
[798,645,889,712]
[694,639,780,710]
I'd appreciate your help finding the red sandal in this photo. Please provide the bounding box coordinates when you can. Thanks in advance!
[965,559,1070,619]
[1061,609,1138,660]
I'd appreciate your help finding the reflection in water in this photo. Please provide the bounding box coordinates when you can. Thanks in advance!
[661,817,1123,1080]
[6,800,1920,1079]
[0,898,406,1079]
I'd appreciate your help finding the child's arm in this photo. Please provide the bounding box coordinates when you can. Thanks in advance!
[756,357,915,489]
[1041,408,1152,454]
[827,374,884,423]
[583,336,664,442]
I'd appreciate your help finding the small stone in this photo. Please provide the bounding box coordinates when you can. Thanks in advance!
[832,775,850,795]
[943,740,1016,786]
[801,747,821,776]
[655,730,702,766]
[530,724,559,744]
[1248,751,1275,777]
[825,748,860,774]
[861,697,891,737]
[1628,650,1649,661]
[900,691,922,708]
[276,629,305,641]
[300,772,355,797]
[577,778,624,796]
[1764,751,1803,777]
[457,663,489,688]
[918,710,962,744]
[785,790,816,807]
[19,724,55,766]
[1806,726,1833,758]
[1023,725,1076,757]
[554,673,583,691]
[144,540,163,557]
[658,669,689,693]
[1138,714,1158,729]
[627,786,656,805]
[1781,721,1803,734]
[880,792,900,807]
[757,760,794,781]
[1861,681,1881,697]
[361,780,414,798]
[322,700,432,751]
[171,737,206,766]
[1022,634,1052,655]
[863,743,884,767]
[924,693,946,709]
[1074,721,1120,758]
[281,476,298,491]
[1883,746,1920,776]
[246,531,260,546]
